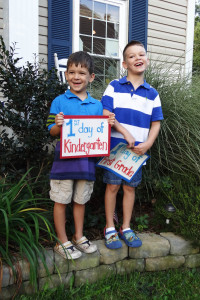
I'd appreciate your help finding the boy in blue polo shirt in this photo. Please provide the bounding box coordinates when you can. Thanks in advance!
[101,40,163,249]
[47,51,114,259]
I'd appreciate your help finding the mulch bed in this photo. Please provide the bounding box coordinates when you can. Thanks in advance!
[41,197,165,248]
[82,198,164,241]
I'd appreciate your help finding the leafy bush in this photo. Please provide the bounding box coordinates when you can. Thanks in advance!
[0,36,67,178]
[154,176,200,244]
[135,214,149,232]
[0,170,55,288]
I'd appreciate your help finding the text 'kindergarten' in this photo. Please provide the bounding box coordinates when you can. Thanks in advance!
[61,116,110,158]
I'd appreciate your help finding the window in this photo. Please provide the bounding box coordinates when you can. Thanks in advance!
[73,0,127,85]
[48,0,148,72]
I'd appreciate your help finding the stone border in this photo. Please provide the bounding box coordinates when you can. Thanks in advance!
[1,232,200,299]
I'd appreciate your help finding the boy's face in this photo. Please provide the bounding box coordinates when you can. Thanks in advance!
[65,63,95,97]
[122,45,149,75]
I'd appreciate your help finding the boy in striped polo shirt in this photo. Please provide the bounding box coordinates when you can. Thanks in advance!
[101,40,164,249]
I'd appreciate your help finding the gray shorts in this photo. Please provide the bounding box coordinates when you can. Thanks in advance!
[50,179,94,205]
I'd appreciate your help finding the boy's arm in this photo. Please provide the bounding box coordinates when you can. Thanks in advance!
[50,112,64,136]
[103,109,135,148]
[133,121,161,155]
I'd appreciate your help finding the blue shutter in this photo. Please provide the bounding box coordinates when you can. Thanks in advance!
[129,0,148,50]
[48,0,72,70]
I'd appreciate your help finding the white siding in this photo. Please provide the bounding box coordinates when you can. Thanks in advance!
[39,0,48,68]
[148,0,188,71]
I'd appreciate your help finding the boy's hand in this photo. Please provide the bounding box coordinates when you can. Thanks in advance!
[133,121,161,155]
[124,131,135,149]
[55,112,64,127]
[133,141,150,156]
[107,113,115,127]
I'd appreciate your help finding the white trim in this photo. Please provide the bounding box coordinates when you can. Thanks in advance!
[4,0,39,66]
[2,0,10,49]
[185,0,195,75]
[73,0,80,52]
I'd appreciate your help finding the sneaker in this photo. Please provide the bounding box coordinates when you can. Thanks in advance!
[104,227,122,249]
[118,227,142,248]
[72,236,97,254]
[54,241,82,259]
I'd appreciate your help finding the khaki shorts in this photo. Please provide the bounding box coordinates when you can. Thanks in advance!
[49,179,94,205]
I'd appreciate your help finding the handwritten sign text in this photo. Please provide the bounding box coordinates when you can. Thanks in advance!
[97,143,150,182]
[60,116,110,158]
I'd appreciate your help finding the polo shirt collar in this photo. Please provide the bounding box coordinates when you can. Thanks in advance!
[65,89,96,103]
[119,76,150,90]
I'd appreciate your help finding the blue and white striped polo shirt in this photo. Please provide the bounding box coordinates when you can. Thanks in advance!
[101,76,163,149]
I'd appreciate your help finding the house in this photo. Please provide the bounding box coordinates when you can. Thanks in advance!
[0,0,195,83]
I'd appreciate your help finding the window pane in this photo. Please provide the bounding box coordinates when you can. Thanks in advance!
[80,35,92,52]
[93,57,105,75]
[105,59,118,76]
[93,20,106,38]
[105,58,120,83]
[107,22,119,39]
[107,5,119,22]
[94,1,106,20]
[90,75,106,98]
[80,17,92,35]
[93,38,105,55]
[80,0,93,17]
[94,75,105,87]
[79,1,121,87]
[106,40,119,57]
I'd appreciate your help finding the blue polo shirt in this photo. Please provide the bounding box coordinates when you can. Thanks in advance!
[101,76,163,149]
[47,90,103,180]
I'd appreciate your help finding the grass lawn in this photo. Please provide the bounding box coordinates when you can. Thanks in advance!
[17,268,200,300]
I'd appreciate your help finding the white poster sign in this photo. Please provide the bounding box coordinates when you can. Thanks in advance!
[60,116,110,158]
[97,143,150,182]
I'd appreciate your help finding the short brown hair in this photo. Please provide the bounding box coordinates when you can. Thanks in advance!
[123,40,145,60]
[67,51,94,74]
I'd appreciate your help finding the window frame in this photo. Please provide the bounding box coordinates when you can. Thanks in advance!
[73,0,128,67]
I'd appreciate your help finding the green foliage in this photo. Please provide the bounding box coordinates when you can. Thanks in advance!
[0,35,67,178]
[193,21,200,73]
[144,61,200,181]
[0,170,55,288]
[16,268,200,299]
[154,176,200,244]
[135,214,149,232]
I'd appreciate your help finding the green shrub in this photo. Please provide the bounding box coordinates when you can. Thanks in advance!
[143,61,200,181]
[154,176,200,244]
[0,170,55,288]
[0,36,67,179]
